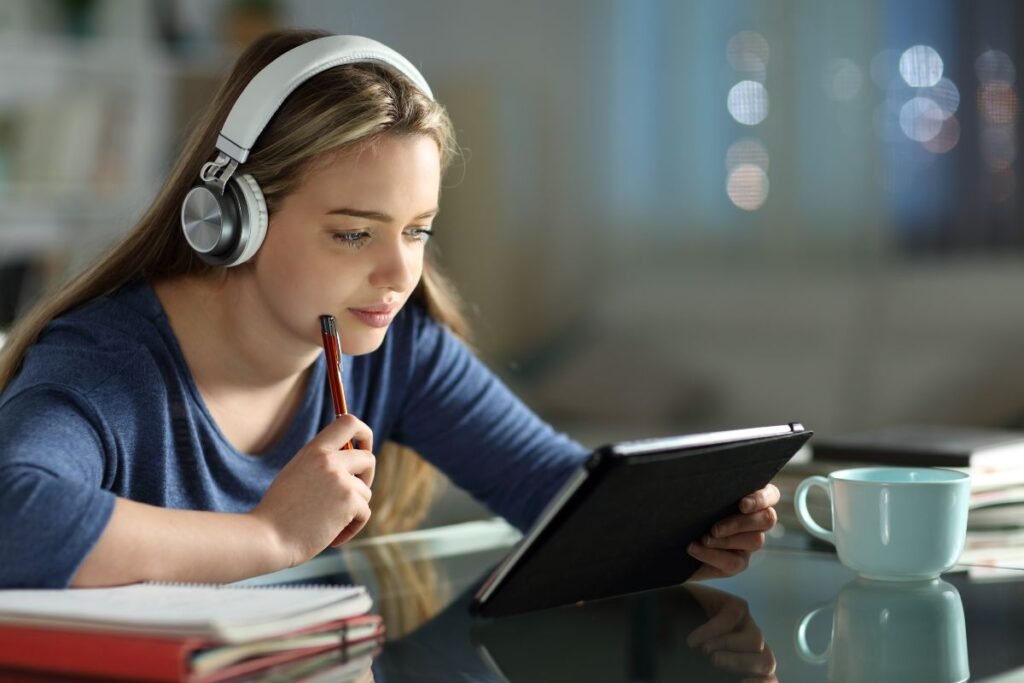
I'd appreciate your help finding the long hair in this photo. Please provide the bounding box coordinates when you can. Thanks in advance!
[0,29,468,544]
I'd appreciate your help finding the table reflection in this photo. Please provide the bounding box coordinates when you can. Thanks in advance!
[795,577,969,683]
[368,576,778,682]
[239,520,1024,681]
[237,647,377,683]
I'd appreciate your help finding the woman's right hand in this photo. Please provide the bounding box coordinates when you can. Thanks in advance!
[250,415,376,568]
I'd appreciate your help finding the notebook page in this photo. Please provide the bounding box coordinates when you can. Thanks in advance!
[0,584,367,633]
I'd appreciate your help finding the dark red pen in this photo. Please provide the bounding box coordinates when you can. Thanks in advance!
[319,315,353,450]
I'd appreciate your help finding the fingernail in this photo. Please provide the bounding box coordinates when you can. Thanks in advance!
[688,542,700,555]
[742,497,755,511]
[702,534,713,546]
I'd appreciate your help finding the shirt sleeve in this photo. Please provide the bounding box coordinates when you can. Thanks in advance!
[392,311,590,531]
[0,386,116,588]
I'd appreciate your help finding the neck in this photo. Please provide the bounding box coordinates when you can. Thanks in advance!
[153,273,321,391]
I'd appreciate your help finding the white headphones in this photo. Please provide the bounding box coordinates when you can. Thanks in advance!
[180,35,435,267]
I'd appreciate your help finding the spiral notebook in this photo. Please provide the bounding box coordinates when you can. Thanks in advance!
[0,582,371,642]
[0,582,380,682]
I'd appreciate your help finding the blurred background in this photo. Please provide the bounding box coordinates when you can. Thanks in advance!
[3,0,1024,449]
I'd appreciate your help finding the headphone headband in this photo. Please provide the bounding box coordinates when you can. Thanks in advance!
[184,33,434,268]
[216,35,435,164]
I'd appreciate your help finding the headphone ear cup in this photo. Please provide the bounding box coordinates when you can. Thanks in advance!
[181,182,241,266]
[224,173,269,267]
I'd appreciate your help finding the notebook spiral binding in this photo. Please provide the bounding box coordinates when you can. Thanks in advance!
[142,581,360,590]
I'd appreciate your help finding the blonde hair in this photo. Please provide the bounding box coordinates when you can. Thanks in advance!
[0,28,469,555]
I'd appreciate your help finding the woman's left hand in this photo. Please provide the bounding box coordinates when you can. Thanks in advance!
[687,484,780,581]
[685,584,778,682]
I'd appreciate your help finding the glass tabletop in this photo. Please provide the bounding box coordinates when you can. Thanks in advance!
[241,519,1024,682]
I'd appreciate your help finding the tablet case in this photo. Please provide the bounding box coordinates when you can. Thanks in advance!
[472,427,812,617]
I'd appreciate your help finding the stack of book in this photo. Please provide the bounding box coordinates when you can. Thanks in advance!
[0,582,383,682]
[772,425,1024,570]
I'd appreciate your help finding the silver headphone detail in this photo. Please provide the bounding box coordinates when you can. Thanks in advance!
[181,35,434,268]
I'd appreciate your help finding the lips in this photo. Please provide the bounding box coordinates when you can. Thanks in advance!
[350,303,397,314]
[348,304,398,328]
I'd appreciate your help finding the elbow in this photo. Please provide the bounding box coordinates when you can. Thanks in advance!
[0,465,113,588]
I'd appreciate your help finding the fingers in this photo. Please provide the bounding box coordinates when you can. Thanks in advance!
[702,531,766,552]
[687,599,749,646]
[709,648,777,677]
[328,448,376,488]
[700,630,765,654]
[350,474,373,503]
[688,543,750,577]
[710,507,777,538]
[329,498,372,547]
[319,414,374,453]
[740,484,780,513]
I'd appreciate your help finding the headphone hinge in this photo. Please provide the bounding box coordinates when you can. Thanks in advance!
[199,153,238,194]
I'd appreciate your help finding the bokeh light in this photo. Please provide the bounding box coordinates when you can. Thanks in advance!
[992,166,1016,203]
[727,80,769,125]
[727,31,770,82]
[899,45,944,88]
[978,81,1020,124]
[975,49,1016,85]
[980,125,1017,170]
[924,78,960,118]
[973,49,1019,198]
[726,164,769,210]
[824,58,863,101]
[899,97,944,142]
[922,116,960,154]
[726,138,769,172]
[870,49,900,89]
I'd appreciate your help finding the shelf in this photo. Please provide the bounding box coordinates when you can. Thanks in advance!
[0,190,147,262]
[0,31,225,265]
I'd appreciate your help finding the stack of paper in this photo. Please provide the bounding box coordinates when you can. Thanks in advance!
[0,582,383,682]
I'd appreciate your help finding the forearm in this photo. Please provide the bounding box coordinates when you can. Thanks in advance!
[69,496,288,587]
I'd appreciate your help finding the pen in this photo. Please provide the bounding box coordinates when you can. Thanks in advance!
[319,314,353,450]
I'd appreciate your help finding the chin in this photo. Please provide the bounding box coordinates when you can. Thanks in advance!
[341,331,389,356]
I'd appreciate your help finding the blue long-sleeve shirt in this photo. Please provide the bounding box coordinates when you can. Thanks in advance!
[0,280,588,587]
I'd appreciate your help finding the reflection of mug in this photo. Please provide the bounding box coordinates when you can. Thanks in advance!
[794,467,970,580]
[795,578,969,683]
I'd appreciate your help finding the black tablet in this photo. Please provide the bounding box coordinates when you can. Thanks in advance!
[471,423,812,617]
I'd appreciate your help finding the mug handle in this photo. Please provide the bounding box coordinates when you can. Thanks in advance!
[794,604,833,665]
[794,476,835,545]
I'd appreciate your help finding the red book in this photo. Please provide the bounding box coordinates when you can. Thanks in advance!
[0,616,382,682]
[0,584,381,682]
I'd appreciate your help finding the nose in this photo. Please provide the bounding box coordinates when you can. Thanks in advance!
[367,233,421,293]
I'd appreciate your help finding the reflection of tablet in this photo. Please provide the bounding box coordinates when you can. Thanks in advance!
[472,587,749,682]
[471,423,812,618]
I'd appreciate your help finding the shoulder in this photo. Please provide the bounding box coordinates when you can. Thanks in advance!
[378,299,468,369]
[348,299,475,414]
[5,281,165,403]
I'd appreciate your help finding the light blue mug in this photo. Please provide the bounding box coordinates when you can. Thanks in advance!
[794,467,971,580]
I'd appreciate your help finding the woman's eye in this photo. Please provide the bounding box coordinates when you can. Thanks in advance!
[406,228,434,242]
[332,231,369,247]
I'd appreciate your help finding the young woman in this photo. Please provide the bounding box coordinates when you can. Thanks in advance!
[0,29,781,589]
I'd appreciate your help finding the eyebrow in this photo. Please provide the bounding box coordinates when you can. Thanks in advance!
[325,207,439,222]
